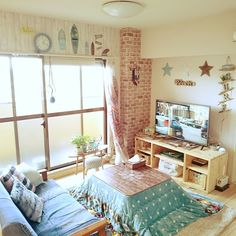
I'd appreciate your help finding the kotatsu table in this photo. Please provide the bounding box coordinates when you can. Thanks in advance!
[75,165,208,235]
[94,164,170,196]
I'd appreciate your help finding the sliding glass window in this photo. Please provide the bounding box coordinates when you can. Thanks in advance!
[0,55,106,170]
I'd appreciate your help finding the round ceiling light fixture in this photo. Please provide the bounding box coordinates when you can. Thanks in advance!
[102,1,144,18]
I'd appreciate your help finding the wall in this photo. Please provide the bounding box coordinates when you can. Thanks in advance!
[141,10,236,58]
[140,10,236,181]
[120,28,152,156]
[150,55,236,181]
[0,11,119,56]
[0,11,153,159]
[0,11,120,168]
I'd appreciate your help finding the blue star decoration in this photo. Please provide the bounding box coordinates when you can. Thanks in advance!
[162,63,173,76]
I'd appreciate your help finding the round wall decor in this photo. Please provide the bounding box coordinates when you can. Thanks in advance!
[34,33,52,53]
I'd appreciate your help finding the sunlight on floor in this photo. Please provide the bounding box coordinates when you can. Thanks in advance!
[55,163,113,190]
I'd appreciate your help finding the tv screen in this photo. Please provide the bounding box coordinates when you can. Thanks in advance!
[155,100,210,146]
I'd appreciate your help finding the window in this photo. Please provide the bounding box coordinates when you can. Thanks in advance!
[0,55,107,170]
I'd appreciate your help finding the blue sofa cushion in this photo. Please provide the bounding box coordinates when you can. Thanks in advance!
[30,180,101,236]
[10,178,44,223]
[0,165,35,192]
[0,182,37,236]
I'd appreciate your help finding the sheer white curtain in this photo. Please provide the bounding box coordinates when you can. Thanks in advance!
[104,60,129,164]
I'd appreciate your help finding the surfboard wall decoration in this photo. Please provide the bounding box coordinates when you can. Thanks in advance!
[0,12,120,57]
[91,42,95,56]
[58,29,66,50]
[71,24,78,54]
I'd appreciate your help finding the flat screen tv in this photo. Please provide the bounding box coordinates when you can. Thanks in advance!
[155,100,210,146]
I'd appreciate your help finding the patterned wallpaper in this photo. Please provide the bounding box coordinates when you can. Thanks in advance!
[0,11,120,57]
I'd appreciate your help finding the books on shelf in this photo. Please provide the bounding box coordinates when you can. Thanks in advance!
[160,151,184,162]
[192,158,208,166]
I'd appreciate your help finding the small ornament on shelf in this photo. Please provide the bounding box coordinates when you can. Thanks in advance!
[219,56,235,71]
[220,72,232,82]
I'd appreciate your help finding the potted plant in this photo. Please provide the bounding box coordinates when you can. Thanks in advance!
[71,135,91,153]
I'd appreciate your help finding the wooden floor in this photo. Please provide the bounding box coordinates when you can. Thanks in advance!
[55,163,113,189]
[174,178,236,209]
[55,165,236,210]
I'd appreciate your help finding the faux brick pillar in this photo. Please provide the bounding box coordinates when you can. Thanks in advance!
[120,28,152,156]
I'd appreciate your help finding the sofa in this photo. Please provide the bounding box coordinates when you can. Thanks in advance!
[0,165,106,236]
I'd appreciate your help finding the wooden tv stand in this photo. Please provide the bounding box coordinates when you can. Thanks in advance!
[135,135,228,193]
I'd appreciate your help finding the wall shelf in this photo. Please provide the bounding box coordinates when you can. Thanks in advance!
[218,87,234,95]
[218,58,235,113]
[218,79,235,84]
[218,98,234,105]
[219,109,232,113]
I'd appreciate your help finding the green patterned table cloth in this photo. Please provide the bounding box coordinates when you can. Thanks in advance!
[71,174,209,236]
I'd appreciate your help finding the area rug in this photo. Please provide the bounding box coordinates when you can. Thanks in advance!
[184,190,223,214]
[177,207,236,236]
[69,185,225,236]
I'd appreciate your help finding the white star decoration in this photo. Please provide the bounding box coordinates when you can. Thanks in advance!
[162,63,173,76]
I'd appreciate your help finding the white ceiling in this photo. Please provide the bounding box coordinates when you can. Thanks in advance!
[0,0,236,28]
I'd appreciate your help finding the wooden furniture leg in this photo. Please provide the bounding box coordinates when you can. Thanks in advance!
[75,156,79,175]
[38,168,48,181]
[82,154,85,179]
[71,218,107,236]
[100,150,104,169]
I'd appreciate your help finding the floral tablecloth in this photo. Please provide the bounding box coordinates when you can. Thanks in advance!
[70,170,210,236]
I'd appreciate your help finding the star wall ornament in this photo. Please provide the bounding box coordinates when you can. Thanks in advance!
[162,63,173,76]
[199,60,213,77]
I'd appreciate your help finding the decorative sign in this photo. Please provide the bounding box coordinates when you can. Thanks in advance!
[218,57,235,113]
[175,79,196,86]
[95,34,103,52]
[162,63,173,76]
[199,60,213,76]
[21,26,35,33]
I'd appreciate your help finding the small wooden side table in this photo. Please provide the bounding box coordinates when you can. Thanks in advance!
[69,144,108,179]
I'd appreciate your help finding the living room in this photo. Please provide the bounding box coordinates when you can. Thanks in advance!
[0,0,236,235]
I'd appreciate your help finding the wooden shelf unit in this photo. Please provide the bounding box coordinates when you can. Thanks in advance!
[135,135,228,193]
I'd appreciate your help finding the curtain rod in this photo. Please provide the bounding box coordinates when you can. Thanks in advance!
[0,51,119,60]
